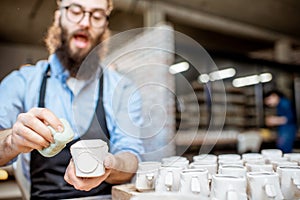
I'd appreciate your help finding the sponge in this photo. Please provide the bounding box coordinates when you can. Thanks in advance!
[0,169,8,180]
[38,118,74,157]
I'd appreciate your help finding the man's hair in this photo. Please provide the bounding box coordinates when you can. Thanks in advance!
[56,0,113,13]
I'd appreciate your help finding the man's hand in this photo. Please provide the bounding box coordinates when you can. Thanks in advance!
[64,152,138,191]
[64,155,114,191]
[265,115,287,126]
[0,108,63,165]
[11,108,63,152]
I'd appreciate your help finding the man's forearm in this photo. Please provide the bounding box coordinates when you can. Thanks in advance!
[105,152,139,184]
[0,129,19,166]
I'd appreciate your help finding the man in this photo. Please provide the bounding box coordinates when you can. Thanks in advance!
[264,89,297,153]
[0,0,144,199]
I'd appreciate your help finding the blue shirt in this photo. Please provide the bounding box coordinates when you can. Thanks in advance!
[0,54,144,179]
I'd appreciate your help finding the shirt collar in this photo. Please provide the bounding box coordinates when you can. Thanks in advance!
[48,54,70,82]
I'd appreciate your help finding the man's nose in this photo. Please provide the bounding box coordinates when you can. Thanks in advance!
[78,12,91,28]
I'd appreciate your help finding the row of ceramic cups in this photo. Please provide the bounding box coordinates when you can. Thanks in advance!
[135,150,300,200]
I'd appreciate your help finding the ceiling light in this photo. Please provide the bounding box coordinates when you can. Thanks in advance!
[169,62,189,74]
[209,68,236,81]
[198,74,210,83]
[232,72,272,87]
[232,75,260,87]
[260,73,272,83]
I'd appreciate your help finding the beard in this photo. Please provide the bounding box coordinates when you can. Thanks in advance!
[45,21,110,79]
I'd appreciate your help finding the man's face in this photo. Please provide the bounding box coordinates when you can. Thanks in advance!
[264,93,279,107]
[59,0,108,59]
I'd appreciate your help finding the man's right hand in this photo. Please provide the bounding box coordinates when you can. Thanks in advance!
[0,108,63,165]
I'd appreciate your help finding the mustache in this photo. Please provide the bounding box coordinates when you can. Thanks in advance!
[70,29,92,41]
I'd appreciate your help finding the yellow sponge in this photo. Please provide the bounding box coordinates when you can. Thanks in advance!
[0,169,8,180]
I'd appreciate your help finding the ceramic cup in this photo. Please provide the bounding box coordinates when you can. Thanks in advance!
[218,165,247,178]
[155,166,183,192]
[211,174,247,200]
[242,153,265,165]
[189,162,217,181]
[218,159,244,167]
[247,172,284,200]
[261,149,283,159]
[271,160,298,171]
[193,154,217,164]
[179,168,210,197]
[70,139,108,177]
[284,153,300,164]
[245,163,274,172]
[218,154,241,161]
[135,161,161,191]
[242,153,263,160]
[277,166,300,200]
[161,156,189,169]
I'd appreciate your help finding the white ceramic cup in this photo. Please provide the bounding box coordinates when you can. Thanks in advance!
[271,160,298,171]
[211,174,247,200]
[242,153,263,160]
[161,156,189,169]
[218,165,247,178]
[218,154,241,161]
[179,168,210,197]
[284,153,300,164]
[70,139,108,177]
[155,166,183,192]
[242,153,265,165]
[193,154,217,164]
[261,149,283,159]
[218,159,244,167]
[247,172,284,200]
[277,166,300,200]
[135,161,161,191]
[189,162,217,181]
[245,163,274,172]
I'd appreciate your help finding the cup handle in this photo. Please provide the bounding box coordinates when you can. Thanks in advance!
[145,173,155,189]
[292,177,300,189]
[165,171,173,191]
[190,176,201,194]
[264,184,276,198]
[226,190,238,200]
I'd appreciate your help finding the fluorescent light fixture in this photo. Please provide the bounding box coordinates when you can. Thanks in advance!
[169,62,189,74]
[198,74,210,83]
[260,73,272,83]
[197,67,236,83]
[209,68,236,81]
[232,73,272,87]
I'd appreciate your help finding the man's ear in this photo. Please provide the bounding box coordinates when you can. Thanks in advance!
[54,10,61,26]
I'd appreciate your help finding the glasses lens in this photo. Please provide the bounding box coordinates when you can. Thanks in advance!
[66,4,84,23]
[64,4,107,28]
[91,10,107,28]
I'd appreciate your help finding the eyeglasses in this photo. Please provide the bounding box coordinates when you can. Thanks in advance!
[61,3,109,28]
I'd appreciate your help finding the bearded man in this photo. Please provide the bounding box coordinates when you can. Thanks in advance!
[0,0,144,199]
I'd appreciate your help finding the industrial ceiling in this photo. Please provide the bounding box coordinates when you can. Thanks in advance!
[0,0,299,64]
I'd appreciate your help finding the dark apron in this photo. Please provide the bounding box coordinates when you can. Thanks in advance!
[30,65,112,199]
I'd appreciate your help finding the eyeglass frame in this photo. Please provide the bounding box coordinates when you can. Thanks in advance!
[60,3,109,28]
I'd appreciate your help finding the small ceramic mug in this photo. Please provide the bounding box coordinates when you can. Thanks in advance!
[135,161,161,191]
[211,174,247,200]
[179,168,210,197]
[70,139,108,177]
[277,166,300,200]
[247,172,284,200]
